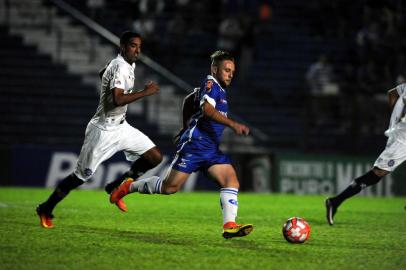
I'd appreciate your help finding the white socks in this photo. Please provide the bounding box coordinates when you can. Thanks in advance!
[220,188,239,225]
[129,176,162,194]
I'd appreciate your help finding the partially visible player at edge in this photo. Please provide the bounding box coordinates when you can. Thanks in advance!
[326,83,406,225]
[36,31,163,228]
[110,50,254,238]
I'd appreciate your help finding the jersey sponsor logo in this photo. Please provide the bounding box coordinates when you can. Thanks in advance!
[388,159,395,167]
[228,199,238,206]
[178,158,189,168]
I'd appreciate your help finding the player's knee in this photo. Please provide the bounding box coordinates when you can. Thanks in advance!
[151,152,163,166]
[372,167,389,178]
[144,148,163,167]
[354,169,383,188]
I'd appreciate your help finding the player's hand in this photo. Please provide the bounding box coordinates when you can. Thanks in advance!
[143,81,159,96]
[231,122,250,136]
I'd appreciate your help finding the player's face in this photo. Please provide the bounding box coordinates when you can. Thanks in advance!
[213,60,235,88]
[123,37,142,64]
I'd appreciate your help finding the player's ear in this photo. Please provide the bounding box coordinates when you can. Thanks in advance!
[119,43,126,55]
[211,64,217,75]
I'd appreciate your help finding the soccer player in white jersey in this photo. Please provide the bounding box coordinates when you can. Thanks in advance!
[326,83,406,225]
[36,31,163,228]
[110,51,254,238]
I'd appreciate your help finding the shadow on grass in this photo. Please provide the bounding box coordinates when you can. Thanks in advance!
[67,224,298,256]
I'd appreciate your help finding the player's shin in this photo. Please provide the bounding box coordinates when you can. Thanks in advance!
[38,173,84,214]
[331,170,382,206]
[220,188,239,227]
[129,176,162,194]
[105,157,159,194]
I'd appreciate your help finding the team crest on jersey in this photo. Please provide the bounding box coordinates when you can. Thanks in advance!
[115,79,122,85]
[388,159,395,167]
[205,80,213,92]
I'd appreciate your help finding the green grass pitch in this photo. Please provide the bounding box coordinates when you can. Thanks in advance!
[0,187,405,270]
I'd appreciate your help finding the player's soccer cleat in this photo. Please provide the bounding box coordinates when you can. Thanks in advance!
[325,198,337,225]
[115,198,128,212]
[222,222,254,239]
[110,178,134,211]
[36,206,54,228]
[105,179,130,212]
[105,179,124,194]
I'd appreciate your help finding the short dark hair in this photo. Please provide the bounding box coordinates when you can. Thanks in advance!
[120,31,141,45]
[210,50,234,66]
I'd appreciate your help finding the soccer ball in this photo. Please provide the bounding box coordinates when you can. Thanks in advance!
[282,217,311,244]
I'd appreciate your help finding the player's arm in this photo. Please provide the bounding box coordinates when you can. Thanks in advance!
[202,101,250,135]
[388,87,399,109]
[112,81,159,106]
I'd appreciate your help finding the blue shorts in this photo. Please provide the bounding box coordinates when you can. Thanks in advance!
[171,141,231,174]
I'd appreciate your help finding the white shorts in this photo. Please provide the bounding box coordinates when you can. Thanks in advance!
[74,121,156,180]
[374,137,406,172]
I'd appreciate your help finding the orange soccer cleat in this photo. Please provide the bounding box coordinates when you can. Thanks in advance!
[115,199,128,212]
[110,178,134,211]
[222,221,254,239]
[36,206,54,228]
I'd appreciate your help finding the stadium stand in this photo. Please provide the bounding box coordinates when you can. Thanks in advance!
[0,25,97,146]
[0,0,397,155]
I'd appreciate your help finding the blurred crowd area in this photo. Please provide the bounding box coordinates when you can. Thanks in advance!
[80,0,405,135]
[2,0,406,154]
[303,0,406,137]
[306,0,406,95]
[82,0,406,88]
[75,0,272,66]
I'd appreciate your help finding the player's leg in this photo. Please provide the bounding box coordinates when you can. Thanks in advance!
[37,124,119,227]
[207,164,253,238]
[109,169,190,204]
[325,167,387,225]
[104,123,162,194]
[36,173,84,228]
[326,137,406,225]
[109,149,195,205]
[104,147,163,194]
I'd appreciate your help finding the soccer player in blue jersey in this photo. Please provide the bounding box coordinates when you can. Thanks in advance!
[110,50,254,238]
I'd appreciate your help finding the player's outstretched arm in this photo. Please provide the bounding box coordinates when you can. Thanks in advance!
[202,101,250,136]
[113,81,159,106]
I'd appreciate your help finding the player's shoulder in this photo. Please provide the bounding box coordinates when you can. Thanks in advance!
[106,57,121,71]
[202,75,223,93]
[395,83,406,96]
[110,55,126,67]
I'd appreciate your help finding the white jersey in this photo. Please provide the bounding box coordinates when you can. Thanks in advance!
[73,54,156,181]
[384,83,406,143]
[90,54,136,130]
